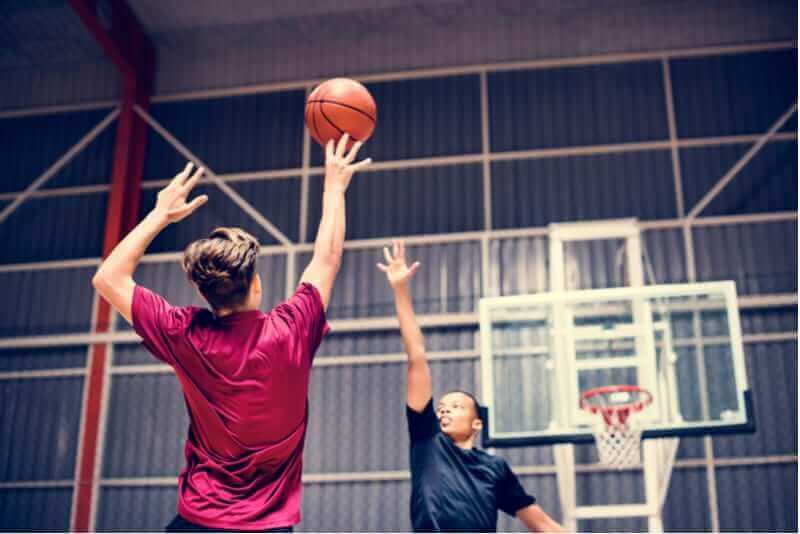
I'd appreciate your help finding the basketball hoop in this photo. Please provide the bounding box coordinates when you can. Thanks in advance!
[580,385,653,469]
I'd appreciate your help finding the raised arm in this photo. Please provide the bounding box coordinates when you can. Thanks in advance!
[516,504,564,533]
[91,163,207,324]
[300,134,371,310]
[377,240,431,412]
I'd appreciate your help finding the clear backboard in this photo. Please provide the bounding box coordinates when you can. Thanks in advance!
[479,281,755,447]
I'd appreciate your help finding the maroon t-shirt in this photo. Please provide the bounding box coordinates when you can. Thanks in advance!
[131,282,330,530]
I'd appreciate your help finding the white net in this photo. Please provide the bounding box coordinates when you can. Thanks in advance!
[591,409,643,469]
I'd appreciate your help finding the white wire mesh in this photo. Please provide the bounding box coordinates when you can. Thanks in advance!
[592,409,644,469]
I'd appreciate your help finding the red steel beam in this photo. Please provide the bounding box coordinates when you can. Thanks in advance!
[68,1,154,530]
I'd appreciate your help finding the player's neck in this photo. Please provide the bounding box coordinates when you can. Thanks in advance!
[215,302,259,317]
[214,290,261,317]
[451,434,477,450]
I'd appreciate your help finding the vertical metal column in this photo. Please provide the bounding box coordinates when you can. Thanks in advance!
[68,1,154,530]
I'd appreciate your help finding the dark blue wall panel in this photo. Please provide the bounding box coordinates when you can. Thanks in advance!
[97,486,178,532]
[0,267,96,337]
[298,241,481,320]
[715,463,797,532]
[304,359,477,474]
[0,345,86,372]
[143,91,305,178]
[643,228,689,284]
[299,480,411,532]
[489,61,669,151]
[663,467,712,532]
[0,192,108,262]
[739,307,797,335]
[316,326,475,358]
[0,377,83,481]
[692,221,797,295]
[491,150,676,228]
[306,164,483,241]
[0,487,73,532]
[103,374,188,478]
[671,50,798,138]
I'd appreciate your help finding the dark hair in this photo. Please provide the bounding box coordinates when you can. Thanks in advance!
[182,227,260,310]
[448,390,483,421]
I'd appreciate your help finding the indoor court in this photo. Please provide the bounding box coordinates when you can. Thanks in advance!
[0,1,797,532]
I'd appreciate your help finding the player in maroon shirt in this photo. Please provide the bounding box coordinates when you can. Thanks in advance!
[92,134,370,532]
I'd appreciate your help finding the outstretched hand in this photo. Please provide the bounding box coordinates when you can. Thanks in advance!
[154,162,208,223]
[325,133,372,193]
[377,239,420,288]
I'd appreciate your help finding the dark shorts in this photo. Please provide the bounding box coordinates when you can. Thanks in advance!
[166,515,293,532]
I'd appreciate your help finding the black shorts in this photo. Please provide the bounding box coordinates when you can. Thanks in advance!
[166,515,293,532]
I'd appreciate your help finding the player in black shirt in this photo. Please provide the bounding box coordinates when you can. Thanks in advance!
[378,240,563,533]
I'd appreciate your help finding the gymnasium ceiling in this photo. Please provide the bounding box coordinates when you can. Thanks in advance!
[0,0,795,107]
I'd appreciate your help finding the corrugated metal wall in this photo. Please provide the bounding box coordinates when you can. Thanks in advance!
[0,267,97,337]
[670,50,798,138]
[0,44,796,532]
[307,164,485,240]
[715,463,798,532]
[693,221,797,295]
[0,487,74,531]
[298,242,482,320]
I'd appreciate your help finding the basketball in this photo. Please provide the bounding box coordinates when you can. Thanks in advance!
[305,78,377,149]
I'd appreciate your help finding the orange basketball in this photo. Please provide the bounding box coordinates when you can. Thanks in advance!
[305,78,377,149]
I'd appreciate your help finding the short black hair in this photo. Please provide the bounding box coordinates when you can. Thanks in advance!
[448,390,483,421]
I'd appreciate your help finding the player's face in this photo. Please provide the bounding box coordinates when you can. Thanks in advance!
[437,392,480,440]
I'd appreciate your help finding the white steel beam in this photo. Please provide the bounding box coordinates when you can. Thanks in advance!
[0,305,794,352]
[0,368,86,380]
[574,504,654,519]
[0,132,794,204]
[0,480,74,489]
[661,58,685,217]
[0,101,117,120]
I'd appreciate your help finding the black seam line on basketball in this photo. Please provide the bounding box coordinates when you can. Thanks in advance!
[316,87,364,141]
[306,99,376,123]
[318,105,350,139]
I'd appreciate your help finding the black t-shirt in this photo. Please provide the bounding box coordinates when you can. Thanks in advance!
[407,399,535,532]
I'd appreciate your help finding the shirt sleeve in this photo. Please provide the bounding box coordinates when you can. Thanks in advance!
[406,398,439,443]
[496,459,536,516]
[131,285,193,366]
[273,282,331,366]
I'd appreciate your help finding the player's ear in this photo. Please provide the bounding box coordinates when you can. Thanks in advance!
[472,417,483,432]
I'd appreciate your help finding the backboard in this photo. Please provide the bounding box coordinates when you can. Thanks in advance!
[479,281,755,447]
